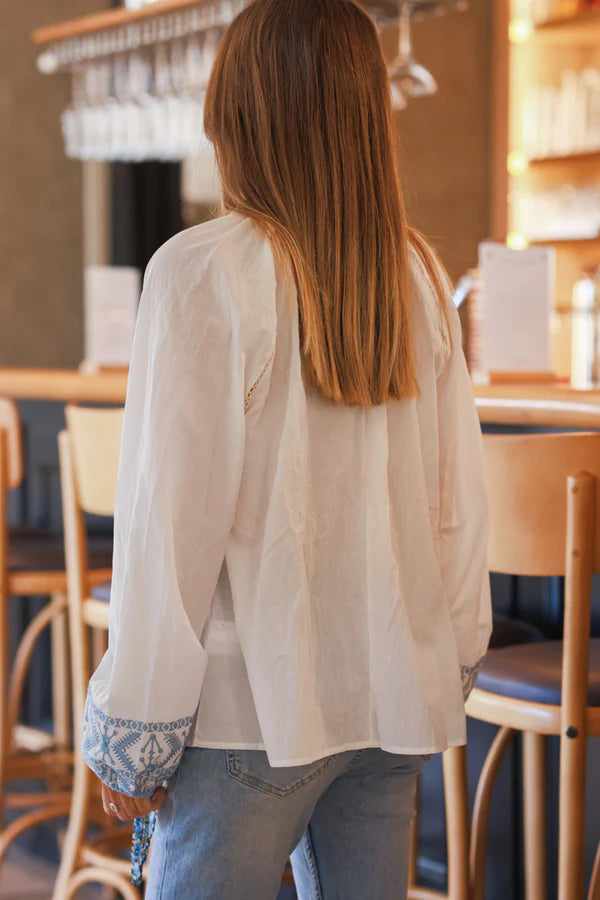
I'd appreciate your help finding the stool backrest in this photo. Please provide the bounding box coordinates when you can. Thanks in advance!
[58,406,124,734]
[64,406,124,517]
[0,399,23,491]
[484,432,600,753]
[484,432,600,577]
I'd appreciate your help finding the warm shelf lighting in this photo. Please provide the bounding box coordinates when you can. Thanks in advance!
[509,18,533,43]
[507,151,528,175]
[507,232,529,250]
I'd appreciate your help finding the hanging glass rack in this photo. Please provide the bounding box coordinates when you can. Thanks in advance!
[32,0,468,162]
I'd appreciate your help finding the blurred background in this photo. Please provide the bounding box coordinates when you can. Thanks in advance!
[2,0,493,370]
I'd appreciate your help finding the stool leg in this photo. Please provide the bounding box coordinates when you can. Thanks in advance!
[523,731,547,900]
[50,596,71,749]
[408,775,420,887]
[0,437,8,833]
[443,746,471,900]
[470,726,516,900]
[0,581,7,833]
[558,725,587,900]
[52,744,91,900]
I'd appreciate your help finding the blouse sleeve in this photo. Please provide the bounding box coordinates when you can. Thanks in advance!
[82,246,247,798]
[436,301,492,702]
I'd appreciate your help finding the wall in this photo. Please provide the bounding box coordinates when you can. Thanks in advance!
[383,0,493,281]
[0,0,491,369]
[0,0,110,368]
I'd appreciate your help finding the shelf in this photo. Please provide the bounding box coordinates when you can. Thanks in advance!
[529,235,600,247]
[32,0,409,45]
[32,0,214,45]
[528,150,600,168]
[533,6,600,43]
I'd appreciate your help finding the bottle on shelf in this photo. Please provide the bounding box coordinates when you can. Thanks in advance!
[571,267,600,389]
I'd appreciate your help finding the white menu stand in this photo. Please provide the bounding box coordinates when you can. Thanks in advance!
[81,266,141,375]
[478,243,555,383]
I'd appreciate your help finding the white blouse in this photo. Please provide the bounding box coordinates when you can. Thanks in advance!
[82,212,492,798]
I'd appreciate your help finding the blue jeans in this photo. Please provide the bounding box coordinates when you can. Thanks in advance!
[145,746,428,899]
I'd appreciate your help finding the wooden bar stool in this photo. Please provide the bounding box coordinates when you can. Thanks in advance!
[408,516,545,898]
[55,404,310,897]
[0,399,112,872]
[408,605,545,900]
[406,749,472,900]
[466,432,600,900]
[54,405,137,899]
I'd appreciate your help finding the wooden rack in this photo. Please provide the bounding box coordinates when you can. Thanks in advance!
[32,0,403,46]
[491,0,600,377]
[33,0,216,45]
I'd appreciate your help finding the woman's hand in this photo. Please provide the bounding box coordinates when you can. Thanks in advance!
[101,780,167,822]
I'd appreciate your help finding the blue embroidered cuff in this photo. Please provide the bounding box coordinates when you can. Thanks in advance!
[461,657,484,702]
[82,689,194,798]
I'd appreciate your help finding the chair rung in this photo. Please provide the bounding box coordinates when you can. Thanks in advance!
[80,843,132,878]
[4,791,71,811]
[6,749,73,779]
[8,570,67,595]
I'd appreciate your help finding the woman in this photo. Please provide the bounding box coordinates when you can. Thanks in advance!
[83,0,491,897]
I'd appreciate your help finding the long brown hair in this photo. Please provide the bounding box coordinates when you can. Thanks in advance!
[205,0,446,407]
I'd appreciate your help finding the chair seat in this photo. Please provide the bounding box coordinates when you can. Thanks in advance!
[8,530,113,573]
[476,639,600,706]
[490,615,544,650]
[90,580,111,603]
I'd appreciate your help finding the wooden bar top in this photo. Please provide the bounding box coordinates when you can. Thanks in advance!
[2,368,600,428]
[0,368,128,405]
[474,383,600,428]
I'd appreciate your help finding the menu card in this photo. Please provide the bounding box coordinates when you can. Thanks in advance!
[478,243,555,377]
[83,266,141,369]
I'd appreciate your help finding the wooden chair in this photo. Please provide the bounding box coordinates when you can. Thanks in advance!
[54,405,138,899]
[406,750,471,900]
[0,399,111,872]
[408,631,545,900]
[55,404,313,897]
[466,432,600,900]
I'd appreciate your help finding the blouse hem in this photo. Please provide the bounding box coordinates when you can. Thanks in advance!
[188,735,467,767]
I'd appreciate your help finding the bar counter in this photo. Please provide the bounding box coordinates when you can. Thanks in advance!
[0,368,128,405]
[2,368,600,428]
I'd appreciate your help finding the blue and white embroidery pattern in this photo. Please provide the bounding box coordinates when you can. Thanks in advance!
[82,690,193,797]
[461,657,484,702]
[131,812,157,886]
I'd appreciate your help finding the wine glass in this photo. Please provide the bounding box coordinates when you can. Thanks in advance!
[388,0,437,108]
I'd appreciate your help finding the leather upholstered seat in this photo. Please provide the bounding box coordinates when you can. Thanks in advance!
[489,614,544,649]
[476,639,600,706]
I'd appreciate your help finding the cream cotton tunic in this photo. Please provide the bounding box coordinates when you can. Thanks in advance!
[83,212,492,798]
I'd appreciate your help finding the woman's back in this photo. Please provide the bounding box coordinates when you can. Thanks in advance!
[87,211,490,773]
[82,5,491,894]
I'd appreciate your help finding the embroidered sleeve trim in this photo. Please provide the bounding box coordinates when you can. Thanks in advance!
[461,657,484,702]
[244,351,275,414]
[82,689,193,798]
